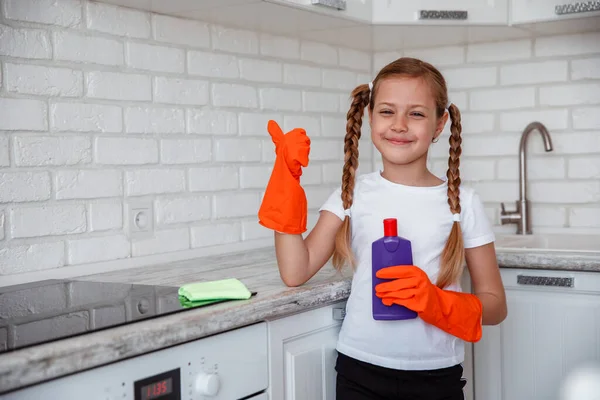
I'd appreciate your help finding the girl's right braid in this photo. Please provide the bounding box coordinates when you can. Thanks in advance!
[341,87,370,210]
[333,85,371,271]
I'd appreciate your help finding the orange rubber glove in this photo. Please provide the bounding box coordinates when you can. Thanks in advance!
[258,120,311,235]
[375,265,483,343]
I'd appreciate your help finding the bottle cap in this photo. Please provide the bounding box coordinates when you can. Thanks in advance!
[383,218,397,237]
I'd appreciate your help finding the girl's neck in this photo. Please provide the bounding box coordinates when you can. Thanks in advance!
[380,157,443,187]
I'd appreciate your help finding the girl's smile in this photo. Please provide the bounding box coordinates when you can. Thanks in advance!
[385,137,413,146]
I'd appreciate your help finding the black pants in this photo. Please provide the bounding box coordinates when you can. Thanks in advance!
[335,352,466,400]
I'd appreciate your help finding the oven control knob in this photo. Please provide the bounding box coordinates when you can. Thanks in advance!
[195,372,220,396]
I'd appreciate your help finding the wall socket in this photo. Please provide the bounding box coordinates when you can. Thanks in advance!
[128,200,154,239]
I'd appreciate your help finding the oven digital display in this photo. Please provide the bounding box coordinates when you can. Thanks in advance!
[141,377,172,400]
[134,368,181,400]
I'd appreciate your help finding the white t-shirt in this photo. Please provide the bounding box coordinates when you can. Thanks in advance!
[319,171,495,371]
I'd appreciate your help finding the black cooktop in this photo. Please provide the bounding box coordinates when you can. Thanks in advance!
[0,279,200,354]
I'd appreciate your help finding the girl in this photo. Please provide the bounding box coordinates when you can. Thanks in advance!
[258,57,507,399]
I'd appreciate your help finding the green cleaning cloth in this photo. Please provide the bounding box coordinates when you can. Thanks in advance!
[178,278,253,308]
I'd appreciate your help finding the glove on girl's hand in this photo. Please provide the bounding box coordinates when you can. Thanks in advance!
[258,120,311,235]
[375,265,483,343]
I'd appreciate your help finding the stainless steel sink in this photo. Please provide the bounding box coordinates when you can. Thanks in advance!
[495,233,600,254]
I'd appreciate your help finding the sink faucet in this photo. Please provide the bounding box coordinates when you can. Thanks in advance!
[500,121,553,235]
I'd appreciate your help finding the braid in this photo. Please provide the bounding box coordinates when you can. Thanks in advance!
[446,104,462,214]
[333,84,371,271]
[437,103,466,288]
[341,88,369,209]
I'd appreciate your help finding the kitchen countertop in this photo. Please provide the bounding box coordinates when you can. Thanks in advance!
[496,250,600,272]
[1,245,599,394]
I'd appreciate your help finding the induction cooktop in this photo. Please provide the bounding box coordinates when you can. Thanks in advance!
[0,279,246,354]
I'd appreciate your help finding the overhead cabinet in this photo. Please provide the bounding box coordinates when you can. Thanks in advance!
[96,0,600,34]
[372,0,509,25]
[271,0,600,26]
[511,0,600,24]
[266,0,373,23]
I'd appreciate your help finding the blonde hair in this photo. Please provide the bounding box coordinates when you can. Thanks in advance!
[332,57,464,289]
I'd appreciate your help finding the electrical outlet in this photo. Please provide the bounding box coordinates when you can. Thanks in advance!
[128,200,154,239]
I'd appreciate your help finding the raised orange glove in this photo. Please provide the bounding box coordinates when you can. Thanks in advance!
[258,120,310,235]
[375,265,483,343]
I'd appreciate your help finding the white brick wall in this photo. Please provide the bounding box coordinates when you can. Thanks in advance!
[126,43,185,73]
[3,0,82,27]
[1,0,597,278]
[88,202,122,232]
[6,64,83,97]
[125,107,185,134]
[0,25,52,59]
[187,109,238,135]
[51,103,122,132]
[95,137,158,165]
[397,32,600,235]
[67,234,130,264]
[0,98,48,131]
[10,205,86,238]
[152,15,210,48]
[86,71,151,101]
[86,2,150,38]
[125,169,186,196]
[156,196,211,225]
[53,31,123,66]
[160,138,211,164]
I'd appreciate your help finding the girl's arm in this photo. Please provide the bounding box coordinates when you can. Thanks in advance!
[275,211,343,287]
[465,242,507,325]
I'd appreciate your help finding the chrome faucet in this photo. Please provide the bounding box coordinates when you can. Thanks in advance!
[500,122,553,235]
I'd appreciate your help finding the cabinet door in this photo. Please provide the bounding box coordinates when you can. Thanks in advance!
[268,302,347,400]
[264,0,372,23]
[511,0,600,24]
[373,0,508,25]
[474,269,600,400]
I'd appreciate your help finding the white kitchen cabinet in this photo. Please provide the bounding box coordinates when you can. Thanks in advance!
[511,0,600,24]
[264,0,373,23]
[268,301,346,400]
[474,268,600,400]
[268,292,475,399]
[372,0,509,25]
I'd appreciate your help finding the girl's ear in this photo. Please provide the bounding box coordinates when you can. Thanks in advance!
[434,110,449,138]
[367,106,373,126]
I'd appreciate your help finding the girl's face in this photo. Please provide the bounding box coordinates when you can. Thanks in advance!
[368,76,447,167]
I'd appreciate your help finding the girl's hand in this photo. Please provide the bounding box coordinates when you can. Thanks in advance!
[258,120,311,235]
[267,120,310,179]
[375,265,483,343]
[374,265,434,312]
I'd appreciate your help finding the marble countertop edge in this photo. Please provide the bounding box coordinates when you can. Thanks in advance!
[497,251,600,272]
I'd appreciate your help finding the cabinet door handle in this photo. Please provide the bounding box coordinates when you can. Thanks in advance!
[517,274,574,288]
[555,1,600,15]
[418,10,468,20]
[332,308,346,320]
[312,0,346,10]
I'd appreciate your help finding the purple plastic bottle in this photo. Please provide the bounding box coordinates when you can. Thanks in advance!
[372,218,418,321]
